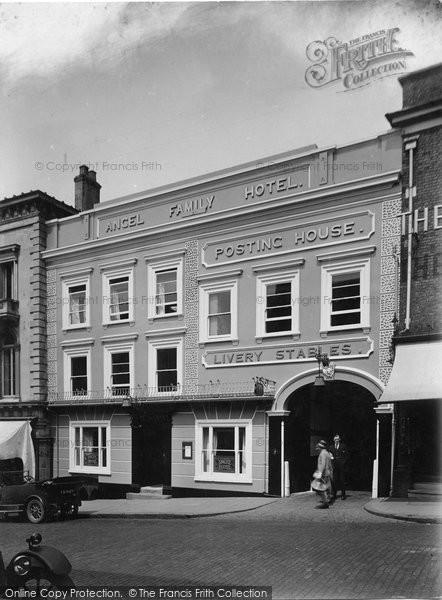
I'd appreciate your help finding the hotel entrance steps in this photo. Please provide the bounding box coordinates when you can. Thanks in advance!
[408,481,442,502]
[126,485,172,500]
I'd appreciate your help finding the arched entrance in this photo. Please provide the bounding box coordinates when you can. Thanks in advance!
[285,380,377,492]
[268,368,383,496]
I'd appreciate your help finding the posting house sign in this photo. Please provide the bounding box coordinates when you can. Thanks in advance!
[203,210,374,266]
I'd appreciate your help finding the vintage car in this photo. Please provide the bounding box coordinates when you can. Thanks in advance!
[0,471,84,524]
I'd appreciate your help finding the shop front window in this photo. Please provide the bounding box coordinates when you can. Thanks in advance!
[70,422,110,474]
[197,421,251,482]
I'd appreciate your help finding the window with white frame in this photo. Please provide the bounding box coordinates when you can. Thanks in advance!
[147,258,183,319]
[321,258,370,332]
[0,332,18,397]
[63,347,91,397]
[147,337,183,394]
[195,421,252,482]
[256,271,299,337]
[0,261,15,299]
[199,280,238,342]
[103,269,134,324]
[103,343,134,397]
[69,421,110,474]
[62,277,90,329]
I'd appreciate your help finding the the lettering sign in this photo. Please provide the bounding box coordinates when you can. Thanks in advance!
[203,337,373,368]
[203,211,373,266]
[214,456,235,473]
[169,195,215,219]
[401,205,442,234]
[244,168,309,201]
[103,213,144,234]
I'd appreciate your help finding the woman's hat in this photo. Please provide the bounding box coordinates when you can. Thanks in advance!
[311,478,327,492]
[316,440,328,449]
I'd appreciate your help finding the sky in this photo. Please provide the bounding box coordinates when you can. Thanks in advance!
[0,0,440,206]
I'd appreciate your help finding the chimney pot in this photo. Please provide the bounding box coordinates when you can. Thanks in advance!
[74,166,101,211]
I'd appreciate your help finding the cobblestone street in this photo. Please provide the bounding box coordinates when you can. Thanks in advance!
[1,492,440,599]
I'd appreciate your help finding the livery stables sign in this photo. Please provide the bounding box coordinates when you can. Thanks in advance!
[203,337,373,368]
[305,28,414,91]
[203,211,373,266]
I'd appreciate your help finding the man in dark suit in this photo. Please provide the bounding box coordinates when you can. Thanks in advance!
[330,434,349,500]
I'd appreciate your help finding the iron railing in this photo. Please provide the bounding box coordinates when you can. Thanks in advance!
[47,380,276,406]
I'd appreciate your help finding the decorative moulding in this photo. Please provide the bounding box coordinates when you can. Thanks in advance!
[60,267,94,279]
[316,245,377,262]
[60,338,95,348]
[197,269,243,282]
[144,249,186,262]
[99,258,137,272]
[100,333,139,343]
[144,326,187,338]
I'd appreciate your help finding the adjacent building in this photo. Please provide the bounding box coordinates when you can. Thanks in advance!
[0,192,76,479]
[381,63,442,497]
[43,133,402,498]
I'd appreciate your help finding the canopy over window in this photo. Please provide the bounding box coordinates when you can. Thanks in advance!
[378,341,442,403]
[0,420,35,477]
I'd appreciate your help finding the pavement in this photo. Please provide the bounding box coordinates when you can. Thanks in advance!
[79,491,442,523]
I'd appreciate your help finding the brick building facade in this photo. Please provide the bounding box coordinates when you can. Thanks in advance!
[381,63,442,497]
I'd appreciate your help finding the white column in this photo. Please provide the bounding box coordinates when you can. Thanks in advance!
[372,418,380,498]
[280,418,285,498]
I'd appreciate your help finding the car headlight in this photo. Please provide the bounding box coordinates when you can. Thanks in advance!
[13,555,31,576]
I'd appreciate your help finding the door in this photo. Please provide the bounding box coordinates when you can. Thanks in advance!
[131,410,172,486]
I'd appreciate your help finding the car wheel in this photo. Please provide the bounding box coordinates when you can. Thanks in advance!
[26,498,46,524]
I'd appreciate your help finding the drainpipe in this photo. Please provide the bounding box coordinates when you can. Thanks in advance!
[390,405,396,497]
[403,139,417,331]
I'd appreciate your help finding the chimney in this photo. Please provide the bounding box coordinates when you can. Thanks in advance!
[74,165,101,211]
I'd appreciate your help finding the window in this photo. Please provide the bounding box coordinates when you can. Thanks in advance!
[103,343,134,397]
[157,348,177,389]
[62,275,91,330]
[0,333,18,397]
[0,261,15,299]
[195,421,252,482]
[147,257,183,319]
[147,337,183,394]
[199,280,238,343]
[330,272,360,326]
[63,347,91,398]
[111,352,130,395]
[69,421,110,474]
[102,269,134,324]
[109,276,129,321]
[256,271,300,338]
[71,356,88,394]
[321,258,370,332]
